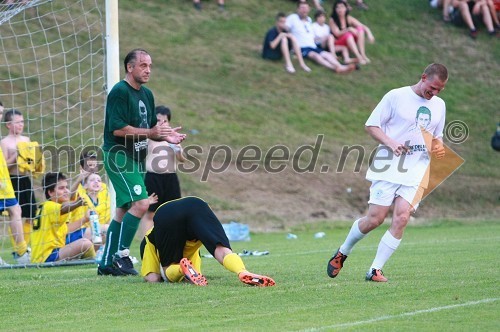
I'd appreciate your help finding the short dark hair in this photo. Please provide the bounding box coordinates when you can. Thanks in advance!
[3,109,22,123]
[276,12,286,20]
[79,150,98,168]
[314,9,326,19]
[155,105,171,121]
[123,48,150,74]
[42,172,66,199]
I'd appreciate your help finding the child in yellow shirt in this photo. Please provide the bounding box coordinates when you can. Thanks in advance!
[31,172,94,263]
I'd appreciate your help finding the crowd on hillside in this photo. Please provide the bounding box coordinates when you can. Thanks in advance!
[262,0,374,74]
[430,0,500,38]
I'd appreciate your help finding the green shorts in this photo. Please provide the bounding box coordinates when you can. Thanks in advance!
[104,151,148,208]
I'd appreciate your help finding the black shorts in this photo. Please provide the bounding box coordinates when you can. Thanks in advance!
[145,196,231,267]
[10,175,37,219]
[144,172,181,212]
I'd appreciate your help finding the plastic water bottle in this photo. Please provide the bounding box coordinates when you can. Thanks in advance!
[95,245,104,263]
[89,210,102,244]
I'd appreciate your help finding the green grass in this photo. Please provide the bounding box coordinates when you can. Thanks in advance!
[1,221,499,331]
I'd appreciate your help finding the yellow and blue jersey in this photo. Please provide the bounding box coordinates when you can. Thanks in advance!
[31,201,70,263]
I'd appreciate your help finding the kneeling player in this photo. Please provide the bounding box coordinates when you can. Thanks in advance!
[140,196,275,287]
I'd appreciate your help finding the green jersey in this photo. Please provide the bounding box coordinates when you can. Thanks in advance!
[102,80,157,161]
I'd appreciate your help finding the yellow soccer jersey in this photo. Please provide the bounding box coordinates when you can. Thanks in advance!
[0,147,15,199]
[71,183,111,227]
[31,201,70,263]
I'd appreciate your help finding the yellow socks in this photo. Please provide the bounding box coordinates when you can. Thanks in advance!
[23,221,32,245]
[183,240,202,271]
[166,264,184,282]
[222,253,246,274]
[14,240,28,256]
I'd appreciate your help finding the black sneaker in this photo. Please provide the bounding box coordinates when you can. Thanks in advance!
[113,251,138,276]
[327,248,348,278]
[97,265,126,276]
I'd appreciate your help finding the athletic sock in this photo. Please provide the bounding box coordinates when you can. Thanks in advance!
[165,264,184,282]
[339,218,366,255]
[118,212,141,251]
[184,240,202,271]
[23,221,32,245]
[370,230,401,270]
[14,240,28,257]
[222,252,246,274]
[100,219,121,267]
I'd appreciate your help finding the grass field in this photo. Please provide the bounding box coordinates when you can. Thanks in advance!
[1,221,498,331]
[0,1,498,330]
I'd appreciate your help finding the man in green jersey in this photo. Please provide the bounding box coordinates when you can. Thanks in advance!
[98,49,186,276]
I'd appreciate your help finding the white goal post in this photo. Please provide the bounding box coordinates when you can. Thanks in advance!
[0,0,119,267]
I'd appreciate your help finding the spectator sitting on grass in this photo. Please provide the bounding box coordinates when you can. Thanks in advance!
[262,12,312,74]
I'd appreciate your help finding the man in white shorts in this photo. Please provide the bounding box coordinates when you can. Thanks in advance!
[326,63,448,282]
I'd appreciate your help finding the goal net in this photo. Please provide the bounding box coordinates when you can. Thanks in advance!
[0,0,106,267]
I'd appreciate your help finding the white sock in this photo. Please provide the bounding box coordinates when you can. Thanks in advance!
[339,219,366,255]
[370,230,401,271]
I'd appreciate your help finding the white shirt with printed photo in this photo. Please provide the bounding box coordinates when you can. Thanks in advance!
[365,86,446,187]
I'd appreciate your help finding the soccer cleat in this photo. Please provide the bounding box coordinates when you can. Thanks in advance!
[97,265,127,276]
[365,268,388,282]
[238,271,275,287]
[112,249,138,276]
[13,247,31,265]
[327,249,347,278]
[180,258,207,286]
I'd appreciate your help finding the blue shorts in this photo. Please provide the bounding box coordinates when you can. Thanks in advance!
[66,228,86,244]
[301,46,324,58]
[0,198,19,212]
[45,248,60,262]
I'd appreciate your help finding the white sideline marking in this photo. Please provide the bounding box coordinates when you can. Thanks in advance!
[305,298,499,331]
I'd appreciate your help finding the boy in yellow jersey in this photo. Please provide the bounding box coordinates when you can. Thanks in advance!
[66,152,111,250]
[0,103,30,264]
[140,196,275,287]
[31,172,94,263]
[1,109,39,246]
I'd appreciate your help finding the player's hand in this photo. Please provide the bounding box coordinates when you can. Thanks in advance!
[431,140,445,159]
[165,126,186,144]
[74,196,86,208]
[148,193,158,205]
[389,141,409,157]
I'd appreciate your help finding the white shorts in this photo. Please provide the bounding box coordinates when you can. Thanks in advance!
[368,180,425,210]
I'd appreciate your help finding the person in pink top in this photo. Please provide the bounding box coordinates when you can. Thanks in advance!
[329,0,375,65]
